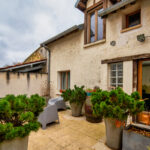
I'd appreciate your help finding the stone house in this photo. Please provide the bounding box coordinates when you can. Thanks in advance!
[41,0,150,124]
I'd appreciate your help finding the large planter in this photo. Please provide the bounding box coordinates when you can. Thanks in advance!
[70,102,83,117]
[85,104,102,123]
[122,129,150,150]
[0,136,28,150]
[85,96,102,123]
[104,118,124,150]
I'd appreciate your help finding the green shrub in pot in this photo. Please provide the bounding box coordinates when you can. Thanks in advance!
[91,87,144,150]
[61,85,86,117]
[0,94,45,150]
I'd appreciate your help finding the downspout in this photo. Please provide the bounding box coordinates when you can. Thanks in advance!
[41,44,51,98]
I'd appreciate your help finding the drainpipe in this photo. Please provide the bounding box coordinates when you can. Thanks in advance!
[41,44,51,98]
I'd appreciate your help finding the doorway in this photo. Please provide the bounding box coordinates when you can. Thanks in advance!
[137,60,150,125]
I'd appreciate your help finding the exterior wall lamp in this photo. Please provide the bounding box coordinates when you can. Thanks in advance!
[137,34,145,42]
[137,34,150,42]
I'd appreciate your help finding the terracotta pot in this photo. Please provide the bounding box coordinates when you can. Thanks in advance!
[137,112,150,125]
[104,118,124,150]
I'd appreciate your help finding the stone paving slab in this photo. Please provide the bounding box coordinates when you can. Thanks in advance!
[28,110,112,150]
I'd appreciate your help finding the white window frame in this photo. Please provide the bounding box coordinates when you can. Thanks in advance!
[110,62,123,88]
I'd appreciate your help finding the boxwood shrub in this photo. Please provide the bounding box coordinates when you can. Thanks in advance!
[0,94,45,143]
[91,87,144,121]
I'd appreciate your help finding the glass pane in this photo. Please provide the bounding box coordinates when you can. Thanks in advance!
[68,72,70,89]
[118,78,123,84]
[111,84,116,88]
[98,9,103,40]
[111,64,116,70]
[142,61,150,112]
[61,72,66,90]
[117,63,123,70]
[111,78,116,84]
[90,12,95,43]
[111,71,116,77]
[128,11,140,27]
[118,71,123,76]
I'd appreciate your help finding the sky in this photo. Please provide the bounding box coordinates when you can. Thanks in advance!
[0,0,83,67]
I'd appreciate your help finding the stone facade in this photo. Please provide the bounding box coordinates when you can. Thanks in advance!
[45,0,150,97]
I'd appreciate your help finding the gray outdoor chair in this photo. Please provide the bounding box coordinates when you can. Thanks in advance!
[38,103,59,129]
[48,97,66,110]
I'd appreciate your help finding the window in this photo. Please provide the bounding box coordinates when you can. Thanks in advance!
[126,10,141,28]
[59,71,70,90]
[110,0,121,5]
[85,2,105,44]
[110,63,123,88]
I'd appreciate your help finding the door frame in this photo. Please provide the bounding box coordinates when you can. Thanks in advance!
[137,59,150,97]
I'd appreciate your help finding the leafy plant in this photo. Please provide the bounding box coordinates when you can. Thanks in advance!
[91,87,144,121]
[0,94,45,143]
[61,85,87,104]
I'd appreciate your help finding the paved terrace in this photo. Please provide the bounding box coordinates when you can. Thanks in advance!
[28,110,111,150]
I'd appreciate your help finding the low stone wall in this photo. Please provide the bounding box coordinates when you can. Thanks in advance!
[0,72,48,98]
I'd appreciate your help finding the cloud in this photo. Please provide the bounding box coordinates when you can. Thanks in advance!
[0,0,83,67]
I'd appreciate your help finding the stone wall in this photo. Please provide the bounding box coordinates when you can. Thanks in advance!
[0,72,48,98]
[47,0,150,97]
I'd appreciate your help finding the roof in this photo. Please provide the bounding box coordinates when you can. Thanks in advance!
[24,46,42,63]
[41,24,84,46]
[0,59,46,72]
[75,0,88,12]
[99,0,137,18]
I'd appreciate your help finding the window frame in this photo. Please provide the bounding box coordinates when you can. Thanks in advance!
[126,9,141,28]
[59,71,70,90]
[84,1,106,44]
[110,62,123,88]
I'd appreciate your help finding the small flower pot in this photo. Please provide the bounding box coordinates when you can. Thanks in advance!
[0,136,28,150]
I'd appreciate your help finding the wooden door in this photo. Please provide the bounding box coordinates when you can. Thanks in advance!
[137,60,150,125]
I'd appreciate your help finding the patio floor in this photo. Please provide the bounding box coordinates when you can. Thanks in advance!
[28,110,111,150]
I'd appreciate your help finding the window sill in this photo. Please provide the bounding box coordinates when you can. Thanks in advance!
[84,39,106,48]
[56,91,61,96]
[121,24,142,33]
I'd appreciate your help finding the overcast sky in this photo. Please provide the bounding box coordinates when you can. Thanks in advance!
[0,0,83,67]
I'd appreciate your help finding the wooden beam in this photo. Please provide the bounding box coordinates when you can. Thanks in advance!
[99,0,137,18]
[138,60,142,97]
[133,60,138,92]
[101,53,150,64]
[95,10,98,41]
[84,11,87,44]
[87,0,103,12]
[78,2,86,10]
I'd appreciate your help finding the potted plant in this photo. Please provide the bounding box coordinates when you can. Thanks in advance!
[85,88,102,123]
[61,85,86,117]
[0,94,45,150]
[92,87,144,150]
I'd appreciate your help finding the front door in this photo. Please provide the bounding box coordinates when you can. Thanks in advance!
[138,60,150,125]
